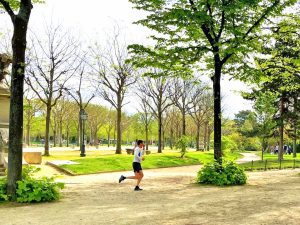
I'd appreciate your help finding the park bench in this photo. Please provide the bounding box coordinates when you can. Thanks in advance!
[126,148,133,155]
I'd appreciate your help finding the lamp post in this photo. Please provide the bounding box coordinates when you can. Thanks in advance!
[80,109,88,157]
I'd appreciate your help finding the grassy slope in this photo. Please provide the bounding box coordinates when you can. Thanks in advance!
[58,151,242,175]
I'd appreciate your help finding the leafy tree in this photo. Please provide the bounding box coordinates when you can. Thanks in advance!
[128,0,296,162]
[243,17,300,159]
[0,0,43,198]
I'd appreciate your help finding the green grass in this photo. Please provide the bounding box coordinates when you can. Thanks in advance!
[240,152,300,171]
[58,151,243,175]
[240,159,300,171]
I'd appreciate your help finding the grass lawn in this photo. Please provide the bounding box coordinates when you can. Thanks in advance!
[55,150,242,175]
[239,152,300,171]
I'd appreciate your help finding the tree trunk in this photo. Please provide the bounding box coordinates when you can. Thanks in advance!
[107,132,110,147]
[196,124,200,151]
[203,121,208,150]
[66,128,69,147]
[145,124,149,150]
[113,121,116,147]
[53,129,56,147]
[158,111,162,153]
[59,120,63,147]
[44,105,51,156]
[79,111,83,153]
[26,123,30,146]
[182,109,186,136]
[293,97,297,158]
[7,5,32,198]
[213,64,222,161]
[293,124,297,158]
[278,97,284,161]
[115,105,122,154]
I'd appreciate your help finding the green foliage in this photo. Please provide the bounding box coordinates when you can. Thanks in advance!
[221,136,238,154]
[197,161,247,186]
[15,166,64,203]
[0,177,8,202]
[0,166,64,203]
[174,135,189,158]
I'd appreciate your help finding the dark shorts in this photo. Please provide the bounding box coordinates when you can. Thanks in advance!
[132,162,142,173]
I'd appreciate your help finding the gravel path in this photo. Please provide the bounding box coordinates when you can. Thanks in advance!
[1,153,299,225]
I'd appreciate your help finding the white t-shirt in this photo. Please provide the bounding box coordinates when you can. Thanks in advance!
[133,146,143,163]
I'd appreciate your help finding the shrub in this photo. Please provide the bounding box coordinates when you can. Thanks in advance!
[16,166,64,203]
[175,136,189,158]
[197,160,247,186]
[0,178,8,202]
[0,166,64,203]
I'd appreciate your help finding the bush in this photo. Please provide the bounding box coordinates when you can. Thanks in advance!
[16,166,64,203]
[0,166,64,203]
[0,178,8,202]
[175,136,189,158]
[197,160,247,186]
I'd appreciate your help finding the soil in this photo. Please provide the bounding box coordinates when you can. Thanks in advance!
[0,153,299,225]
[0,165,299,225]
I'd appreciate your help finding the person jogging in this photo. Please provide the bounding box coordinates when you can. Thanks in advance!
[119,140,145,191]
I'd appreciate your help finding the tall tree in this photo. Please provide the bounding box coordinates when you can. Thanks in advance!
[138,75,173,153]
[189,87,212,151]
[65,67,95,154]
[25,24,80,156]
[129,0,296,162]
[90,32,136,154]
[136,90,154,150]
[243,17,300,160]
[169,78,197,136]
[0,0,41,198]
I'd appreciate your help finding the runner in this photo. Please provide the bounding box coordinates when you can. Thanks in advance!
[119,140,145,191]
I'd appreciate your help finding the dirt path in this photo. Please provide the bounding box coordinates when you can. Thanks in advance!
[0,164,299,225]
[236,152,261,164]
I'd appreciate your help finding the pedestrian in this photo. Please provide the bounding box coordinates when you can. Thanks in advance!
[274,143,279,154]
[119,140,145,191]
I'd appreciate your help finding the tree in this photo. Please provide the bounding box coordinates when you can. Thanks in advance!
[23,89,42,146]
[188,86,212,151]
[169,78,197,136]
[128,0,296,162]
[86,104,107,146]
[138,75,173,153]
[0,0,42,198]
[25,23,80,156]
[243,17,300,160]
[65,67,95,153]
[90,32,137,154]
[136,90,154,150]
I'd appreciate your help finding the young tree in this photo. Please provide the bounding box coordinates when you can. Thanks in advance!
[0,0,42,198]
[188,86,212,151]
[23,89,42,146]
[25,24,80,156]
[138,75,173,153]
[65,67,95,154]
[129,0,296,162]
[136,91,154,150]
[169,78,197,136]
[90,33,137,154]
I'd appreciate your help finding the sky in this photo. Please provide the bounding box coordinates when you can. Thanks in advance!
[0,0,253,119]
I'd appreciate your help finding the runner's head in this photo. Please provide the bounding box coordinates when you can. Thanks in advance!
[137,140,144,148]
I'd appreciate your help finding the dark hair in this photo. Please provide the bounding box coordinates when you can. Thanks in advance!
[137,140,143,145]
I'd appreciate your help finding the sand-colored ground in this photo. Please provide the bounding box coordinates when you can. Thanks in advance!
[0,164,299,225]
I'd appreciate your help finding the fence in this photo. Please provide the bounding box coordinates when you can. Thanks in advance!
[243,159,300,171]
